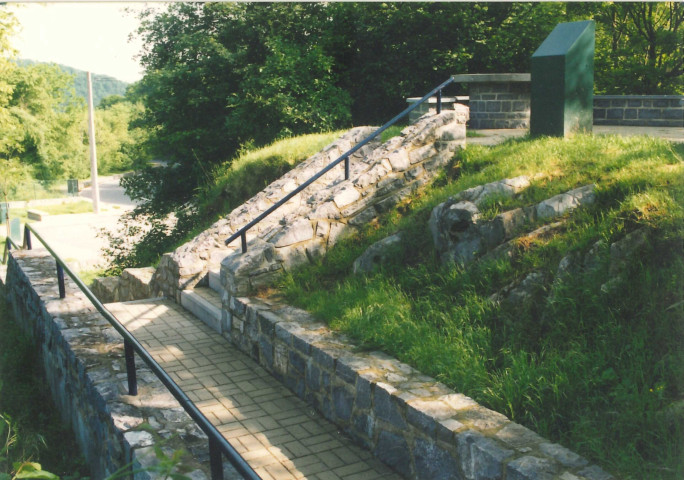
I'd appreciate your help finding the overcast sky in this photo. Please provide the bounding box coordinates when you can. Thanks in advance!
[7,2,164,84]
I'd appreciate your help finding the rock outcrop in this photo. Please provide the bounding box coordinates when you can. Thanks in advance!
[431,184,596,266]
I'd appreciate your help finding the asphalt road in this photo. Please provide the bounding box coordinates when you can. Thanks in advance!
[29,176,137,273]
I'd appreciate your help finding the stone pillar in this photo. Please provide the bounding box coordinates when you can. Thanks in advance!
[452,74,531,129]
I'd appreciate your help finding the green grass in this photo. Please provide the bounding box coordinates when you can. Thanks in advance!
[0,284,89,478]
[199,131,346,219]
[282,134,684,479]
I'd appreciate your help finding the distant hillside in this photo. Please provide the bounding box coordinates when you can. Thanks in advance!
[16,59,129,106]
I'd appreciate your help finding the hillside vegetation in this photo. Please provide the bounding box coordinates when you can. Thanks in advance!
[16,59,129,107]
[281,134,684,480]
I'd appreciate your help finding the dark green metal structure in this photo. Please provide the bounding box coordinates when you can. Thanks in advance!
[530,20,595,137]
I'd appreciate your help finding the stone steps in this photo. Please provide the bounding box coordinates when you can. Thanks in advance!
[208,269,222,294]
[179,286,223,334]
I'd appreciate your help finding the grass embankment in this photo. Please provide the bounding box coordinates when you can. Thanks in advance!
[0,284,89,479]
[199,131,346,218]
[281,134,684,479]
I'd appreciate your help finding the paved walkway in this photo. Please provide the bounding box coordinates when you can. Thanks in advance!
[106,298,402,480]
[468,125,684,146]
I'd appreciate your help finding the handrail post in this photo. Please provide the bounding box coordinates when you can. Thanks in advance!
[56,262,66,299]
[241,231,247,254]
[3,238,10,264]
[437,89,442,114]
[124,339,138,395]
[344,156,350,180]
[24,225,32,250]
[209,437,224,480]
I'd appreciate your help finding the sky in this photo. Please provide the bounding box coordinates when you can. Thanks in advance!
[7,2,164,84]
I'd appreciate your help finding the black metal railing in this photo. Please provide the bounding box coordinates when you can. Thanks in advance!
[225,76,456,253]
[2,235,20,265]
[14,224,260,480]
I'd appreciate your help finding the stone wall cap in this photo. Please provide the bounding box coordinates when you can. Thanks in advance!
[594,94,684,100]
[452,73,531,83]
[406,96,467,103]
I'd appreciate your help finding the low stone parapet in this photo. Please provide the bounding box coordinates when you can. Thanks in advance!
[91,267,156,304]
[5,250,218,479]
[452,74,531,130]
[222,293,613,480]
[593,95,683,127]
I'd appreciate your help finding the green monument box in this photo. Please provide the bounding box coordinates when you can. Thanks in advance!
[530,20,595,137]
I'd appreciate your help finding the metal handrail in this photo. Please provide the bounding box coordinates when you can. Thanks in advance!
[225,76,456,252]
[2,236,20,265]
[15,224,260,480]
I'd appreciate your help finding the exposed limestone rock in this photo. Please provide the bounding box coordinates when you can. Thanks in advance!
[431,183,596,266]
[429,201,482,264]
[490,271,546,307]
[353,233,403,274]
[536,184,596,220]
[608,228,648,276]
[458,176,531,206]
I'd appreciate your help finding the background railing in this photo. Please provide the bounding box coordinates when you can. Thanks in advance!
[11,224,260,480]
[225,76,456,253]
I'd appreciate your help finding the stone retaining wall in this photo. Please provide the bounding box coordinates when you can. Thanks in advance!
[221,109,469,297]
[4,250,223,480]
[152,127,381,303]
[91,267,156,304]
[468,83,531,130]
[593,95,683,127]
[220,293,614,480]
[408,91,683,129]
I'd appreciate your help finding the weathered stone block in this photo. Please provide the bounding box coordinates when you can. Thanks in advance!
[373,382,406,429]
[506,456,558,480]
[333,187,362,209]
[374,431,411,474]
[539,443,588,469]
[387,149,411,171]
[414,438,460,480]
[332,386,354,422]
[458,430,514,480]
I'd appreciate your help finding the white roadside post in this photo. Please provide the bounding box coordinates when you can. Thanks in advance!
[87,71,101,214]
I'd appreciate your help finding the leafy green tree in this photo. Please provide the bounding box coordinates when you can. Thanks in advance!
[593,2,683,94]
[134,2,351,204]
[95,98,149,174]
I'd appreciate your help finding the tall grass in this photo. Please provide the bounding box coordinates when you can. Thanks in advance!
[282,134,684,479]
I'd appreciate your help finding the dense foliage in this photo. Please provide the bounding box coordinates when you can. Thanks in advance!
[0,8,148,202]
[16,59,129,107]
[129,2,682,210]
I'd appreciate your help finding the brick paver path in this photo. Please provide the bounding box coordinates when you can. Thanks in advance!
[106,298,402,480]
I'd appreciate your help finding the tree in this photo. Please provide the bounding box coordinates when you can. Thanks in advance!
[593,2,683,94]
[133,2,351,205]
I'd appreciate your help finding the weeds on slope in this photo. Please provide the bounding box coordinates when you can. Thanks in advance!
[282,134,684,479]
